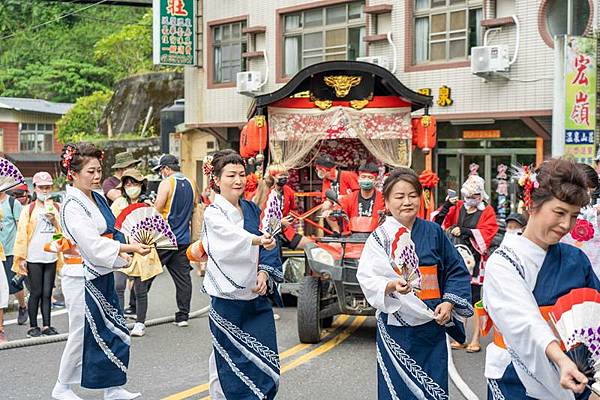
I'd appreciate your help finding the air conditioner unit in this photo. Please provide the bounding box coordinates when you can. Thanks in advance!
[471,45,510,75]
[357,56,390,71]
[236,71,262,94]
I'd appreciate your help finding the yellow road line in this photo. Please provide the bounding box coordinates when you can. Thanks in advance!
[281,316,366,373]
[196,316,366,400]
[279,314,349,361]
[162,314,352,400]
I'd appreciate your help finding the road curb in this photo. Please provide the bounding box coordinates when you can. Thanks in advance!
[0,305,211,351]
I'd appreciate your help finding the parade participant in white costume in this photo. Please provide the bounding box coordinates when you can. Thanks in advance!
[202,149,283,400]
[561,163,600,279]
[52,143,150,400]
[483,159,600,400]
[357,167,473,400]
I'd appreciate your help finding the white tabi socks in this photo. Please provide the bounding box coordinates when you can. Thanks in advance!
[51,382,84,400]
[103,386,141,400]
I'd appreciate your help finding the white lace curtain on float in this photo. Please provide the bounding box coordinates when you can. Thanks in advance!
[267,106,413,169]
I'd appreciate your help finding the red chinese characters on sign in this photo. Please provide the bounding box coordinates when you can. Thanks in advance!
[570,91,591,127]
[572,54,591,85]
[167,0,188,16]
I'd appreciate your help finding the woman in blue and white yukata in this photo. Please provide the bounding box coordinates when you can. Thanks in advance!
[202,149,283,400]
[483,159,600,400]
[357,167,473,400]
[56,143,151,400]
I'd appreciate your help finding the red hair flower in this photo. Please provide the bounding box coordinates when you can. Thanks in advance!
[571,219,594,242]
[62,144,78,180]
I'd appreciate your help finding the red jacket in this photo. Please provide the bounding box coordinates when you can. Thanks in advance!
[339,190,385,233]
[440,200,498,284]
[321,170,359,200]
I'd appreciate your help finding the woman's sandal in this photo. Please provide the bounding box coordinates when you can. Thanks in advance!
[466,343,481,353]
[450,341,467,350]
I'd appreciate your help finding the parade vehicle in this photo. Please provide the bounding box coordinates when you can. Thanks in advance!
[296,189,378,342]
[243,60,434,343]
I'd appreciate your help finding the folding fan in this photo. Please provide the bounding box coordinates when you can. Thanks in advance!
[115,203,178,250]
[0,158,25,192]
[550,288,600,395]
[390,226,421,291]
[260,190,283,237]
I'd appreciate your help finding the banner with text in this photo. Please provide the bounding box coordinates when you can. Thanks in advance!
[153,0,195,65]
[564,36,596,165]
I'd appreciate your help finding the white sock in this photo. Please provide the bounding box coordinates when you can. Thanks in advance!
[104,386,141,400]
[52,382,84,400]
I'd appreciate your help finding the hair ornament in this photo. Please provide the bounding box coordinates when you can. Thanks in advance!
[512,164,539,207]
[62,144,78,180]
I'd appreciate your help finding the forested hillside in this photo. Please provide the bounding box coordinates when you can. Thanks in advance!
[0,0,152,102]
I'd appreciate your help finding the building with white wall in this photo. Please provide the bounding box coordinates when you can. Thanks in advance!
[180,0,597,209]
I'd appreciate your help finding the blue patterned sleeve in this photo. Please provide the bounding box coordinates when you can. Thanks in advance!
[437,224,474,317]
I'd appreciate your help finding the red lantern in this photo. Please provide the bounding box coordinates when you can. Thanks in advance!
[240,115,268,158]
[412,115,437,154]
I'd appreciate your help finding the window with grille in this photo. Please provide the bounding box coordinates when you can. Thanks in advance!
[20,123,53,152]
[212,21,247,84]
[282,2,366,77]
[414,0,483,64]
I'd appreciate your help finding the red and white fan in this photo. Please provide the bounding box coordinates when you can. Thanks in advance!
[550,288,600,395]
[0,158,25,192]
[115,203,178,250]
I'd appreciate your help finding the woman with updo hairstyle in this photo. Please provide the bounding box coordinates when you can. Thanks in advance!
[483,158,600,400]
[51,143,150,400]
[202,149,283,400]
[357,167,473,400]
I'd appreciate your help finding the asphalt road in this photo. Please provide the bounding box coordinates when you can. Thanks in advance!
[1,272,489,399]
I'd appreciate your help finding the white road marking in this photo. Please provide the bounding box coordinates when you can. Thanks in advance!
[4,308,68,326]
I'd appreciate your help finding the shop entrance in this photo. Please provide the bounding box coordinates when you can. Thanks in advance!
[436,147,536,218]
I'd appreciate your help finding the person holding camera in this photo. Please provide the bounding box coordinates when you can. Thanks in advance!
[111,168,151,337]
[12,171,62,337]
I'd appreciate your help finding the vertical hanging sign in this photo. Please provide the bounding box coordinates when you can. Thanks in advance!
[153,0,196,65]
[564,36,596,165]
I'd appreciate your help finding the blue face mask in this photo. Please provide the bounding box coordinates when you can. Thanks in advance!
[359,179,374,190]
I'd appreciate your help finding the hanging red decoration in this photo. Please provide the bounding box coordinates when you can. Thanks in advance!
[417,170,440,221]
[240,115,268,158]
[412,115,437,154]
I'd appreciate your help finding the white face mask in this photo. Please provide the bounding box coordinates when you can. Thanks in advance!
[506,228,522,235]
[125,186,142,199]
[464,198,481,208]
[37,193,50,202]
[317,170,325,179]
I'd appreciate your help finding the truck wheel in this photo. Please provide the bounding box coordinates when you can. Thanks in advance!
[297,276,322,343]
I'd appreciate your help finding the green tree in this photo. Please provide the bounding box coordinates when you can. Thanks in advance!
[56,90,113,144]
[94,12,153,80]
[0,0,146,101]
[0,60,112,102]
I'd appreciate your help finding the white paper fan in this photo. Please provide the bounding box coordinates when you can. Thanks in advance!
[115,203,178,250]
[0,158,25,192]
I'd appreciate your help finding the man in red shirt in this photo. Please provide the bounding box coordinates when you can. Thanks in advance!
[315,154,359,201]
[327,161,384,234]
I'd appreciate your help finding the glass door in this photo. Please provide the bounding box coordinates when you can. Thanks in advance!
[436,154,460,205]
[490,155,512,219]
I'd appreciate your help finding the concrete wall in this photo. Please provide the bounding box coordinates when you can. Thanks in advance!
[186,0,596,125]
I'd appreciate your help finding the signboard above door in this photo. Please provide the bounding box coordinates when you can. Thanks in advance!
[462,130,501,139]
